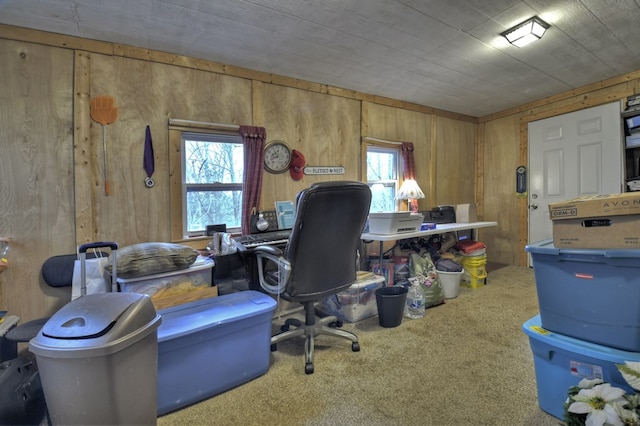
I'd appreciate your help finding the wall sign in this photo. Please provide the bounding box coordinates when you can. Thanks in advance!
[304,166,345,175]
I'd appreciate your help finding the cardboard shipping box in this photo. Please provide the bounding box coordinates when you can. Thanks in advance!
[548,193,640,249]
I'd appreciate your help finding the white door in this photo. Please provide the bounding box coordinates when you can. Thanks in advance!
[528,102,622,253]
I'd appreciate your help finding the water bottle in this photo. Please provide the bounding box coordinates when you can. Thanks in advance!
[405,280,425,319]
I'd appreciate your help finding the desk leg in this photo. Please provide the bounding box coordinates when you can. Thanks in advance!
[379,241,384,284]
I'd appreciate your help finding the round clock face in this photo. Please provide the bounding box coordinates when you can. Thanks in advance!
[264,140,292,174]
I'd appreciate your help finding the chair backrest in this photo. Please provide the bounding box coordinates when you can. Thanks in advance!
[284,181,371,301]
[41,252,108,287]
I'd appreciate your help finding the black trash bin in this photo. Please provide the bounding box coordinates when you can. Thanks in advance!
[375,286,408,328]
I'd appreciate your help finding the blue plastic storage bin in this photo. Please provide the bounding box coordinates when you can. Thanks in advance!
[523,315,640,420]
[525,239,640,352]
[157,291,277,415]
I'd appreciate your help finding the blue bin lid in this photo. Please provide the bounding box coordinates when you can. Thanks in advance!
[522,315,640,363]
[525,239,640,258]
[158,290,277,343]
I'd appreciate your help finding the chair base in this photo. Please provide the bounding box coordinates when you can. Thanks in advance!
[270,301,359,374]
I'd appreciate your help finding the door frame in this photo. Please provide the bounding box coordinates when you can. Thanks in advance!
[516,100,624,266]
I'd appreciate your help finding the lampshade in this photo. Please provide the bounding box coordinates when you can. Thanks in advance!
[501,16,549,48]
[396,179,425,201]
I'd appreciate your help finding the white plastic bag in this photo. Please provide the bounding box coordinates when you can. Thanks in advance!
[71,252,109,300]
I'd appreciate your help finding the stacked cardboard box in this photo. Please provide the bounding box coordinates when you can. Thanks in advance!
[548,192,640,249]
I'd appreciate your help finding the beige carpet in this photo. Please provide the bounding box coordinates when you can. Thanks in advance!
[158,266,563,426]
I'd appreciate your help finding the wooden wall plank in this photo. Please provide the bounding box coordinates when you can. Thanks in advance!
[88,53,253,247]
[74,51,94,244]
[0,39,76,318]
[365,102,433,210]
[258,84,361,209]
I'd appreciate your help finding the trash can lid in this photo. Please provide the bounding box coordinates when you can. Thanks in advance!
[42,292,152,340]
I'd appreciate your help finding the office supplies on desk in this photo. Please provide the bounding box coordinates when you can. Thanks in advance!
[422,206,456,224]
[368,212,424,234]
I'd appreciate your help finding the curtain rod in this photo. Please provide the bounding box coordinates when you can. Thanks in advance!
[168,118,240,131]
[362,136,402,145]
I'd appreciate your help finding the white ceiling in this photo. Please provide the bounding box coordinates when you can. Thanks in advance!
[1,0,640,117]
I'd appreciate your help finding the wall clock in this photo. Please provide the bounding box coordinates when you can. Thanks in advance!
[264,140,292,174]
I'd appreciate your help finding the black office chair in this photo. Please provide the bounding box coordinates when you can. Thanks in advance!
[255,181,372,374]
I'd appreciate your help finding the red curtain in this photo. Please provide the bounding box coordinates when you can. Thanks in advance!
[240,126,266,235]
[401,142,419,211]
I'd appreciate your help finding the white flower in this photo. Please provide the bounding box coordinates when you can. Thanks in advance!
[613,401,639,425]
[568,383,628,426]
[579,378,605,389]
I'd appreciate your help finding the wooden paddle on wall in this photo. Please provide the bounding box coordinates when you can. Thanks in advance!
[90,96,119,196]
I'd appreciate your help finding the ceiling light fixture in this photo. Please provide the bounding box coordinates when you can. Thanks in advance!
[501,16,550,48]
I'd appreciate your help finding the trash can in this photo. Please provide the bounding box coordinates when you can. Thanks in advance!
[29,293,162,425]
[375,286,408,327]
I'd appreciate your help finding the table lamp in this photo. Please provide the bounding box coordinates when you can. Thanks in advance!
[396,179,424,212]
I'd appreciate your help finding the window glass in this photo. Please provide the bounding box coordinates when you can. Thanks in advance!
[182,132,244,235]
[366,147,399,212]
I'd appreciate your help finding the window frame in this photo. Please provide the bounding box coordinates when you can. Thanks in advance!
[181,131,244,237]
[363,140,402,212]
[169,120,243,241]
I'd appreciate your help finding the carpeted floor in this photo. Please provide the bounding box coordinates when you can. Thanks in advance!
[158,265,563,426]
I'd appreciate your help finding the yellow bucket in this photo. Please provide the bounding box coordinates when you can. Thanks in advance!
[460,254,487,288]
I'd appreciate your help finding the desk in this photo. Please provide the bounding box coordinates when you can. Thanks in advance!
[362,221,498,268]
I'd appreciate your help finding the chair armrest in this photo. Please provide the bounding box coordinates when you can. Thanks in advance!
[254,244,283,257]
[255,248,291,294]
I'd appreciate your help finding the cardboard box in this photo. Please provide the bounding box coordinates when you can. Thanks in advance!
[522,315,640,420]
[455,203,477,223]
[548,193,640,248]
[526,239,640,351]
[157,291,277,415]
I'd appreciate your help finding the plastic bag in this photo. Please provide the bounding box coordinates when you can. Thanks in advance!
[207,232,237,256]
[409,253,445,308]
[71,252,109,300]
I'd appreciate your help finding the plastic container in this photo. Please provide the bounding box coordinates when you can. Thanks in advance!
[157,291,277,415]
[317,274,385,322]
[117,260,214,309]
[460,254,487,288]
[526,239,640,351]
[29,293,161,426]
[438,269,464,298]
[522,315,640,420]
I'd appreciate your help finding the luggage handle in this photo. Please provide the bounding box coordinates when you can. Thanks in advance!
[78,241,118,294]
[79,241,118,253]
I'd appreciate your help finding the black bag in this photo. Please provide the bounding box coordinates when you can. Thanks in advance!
[436,258,463,273]
[0,357,48,425]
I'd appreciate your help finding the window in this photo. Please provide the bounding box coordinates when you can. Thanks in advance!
[366,146,400,212]
[182,132,244,235]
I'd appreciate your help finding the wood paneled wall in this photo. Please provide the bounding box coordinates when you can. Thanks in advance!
[0,27,476,322]
[479,72,640,266]
[1,24,639,323]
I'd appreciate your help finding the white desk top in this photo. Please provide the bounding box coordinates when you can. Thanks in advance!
[361,221,498,242]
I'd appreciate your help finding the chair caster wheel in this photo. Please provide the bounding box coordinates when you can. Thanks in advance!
[271,343,277,352]
[305,363,314,374]
[352,342,360,352]
[281,324,290,332]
